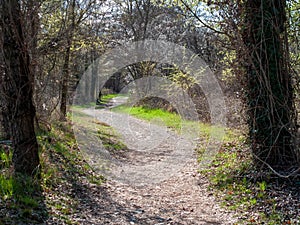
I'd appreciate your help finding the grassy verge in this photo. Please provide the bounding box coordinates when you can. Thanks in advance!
[0,119,105,224]
[202,133,300,224]
[113,105,182,130]
[39,121,105,224]
[72,106,129,156]
[0,143,46,224]
[73,102,96,108]
[112,105,226,141]
[96,121,128,154]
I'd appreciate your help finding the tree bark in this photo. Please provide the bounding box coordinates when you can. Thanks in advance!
[243,0,298,169]
[60,0,76,120]
[60,39,71,120]
[1,0,40,175]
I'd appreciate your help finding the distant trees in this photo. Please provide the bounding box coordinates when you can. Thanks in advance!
[0,0,40,175]
[36,0,104,120]
[34,0,217,117]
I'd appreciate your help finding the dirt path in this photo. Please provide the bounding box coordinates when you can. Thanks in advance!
[71,99,238,224]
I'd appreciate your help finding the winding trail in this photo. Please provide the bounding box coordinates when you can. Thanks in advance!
[71,97,238,224]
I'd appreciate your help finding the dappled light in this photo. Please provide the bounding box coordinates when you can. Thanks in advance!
[1,0,300,224]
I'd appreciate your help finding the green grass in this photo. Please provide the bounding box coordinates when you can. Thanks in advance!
[97,124,128,153]
[72,93,127,110]
[37,121,105,223]
[72,93,124,110]
[39,122,105,186]
[203,144,255,212]
[0,171,43,225]
[0,174,14,199]
[101,93,120,102]
[113,105,182,129]
[0,145,41,203]
[113,105,227,141]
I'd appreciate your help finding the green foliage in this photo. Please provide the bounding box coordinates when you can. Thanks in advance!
[0,172,42,212]
[0,141,45,224]
[0,174,14,199]
[0,147,12,168]
[218,49,239,83]
[168,68,196,90]
[0,146,40,205]
[288,0,300,75]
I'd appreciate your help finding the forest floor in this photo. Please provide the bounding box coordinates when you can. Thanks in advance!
[1,97,299,224]
[68,98,239,224]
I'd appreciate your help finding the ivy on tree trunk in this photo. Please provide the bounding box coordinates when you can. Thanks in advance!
[243,0,298,170]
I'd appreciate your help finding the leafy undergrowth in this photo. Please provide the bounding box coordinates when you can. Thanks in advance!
[199,131,300,224]
[0,122,105,224]
[0,169,46,224]
[0,142,47,224]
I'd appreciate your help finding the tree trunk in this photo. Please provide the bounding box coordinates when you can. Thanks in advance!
[243,0,298,169]
[0,34,10,140]
[60,0,76,120]
[60,40,71,120]
[1,0,40,175]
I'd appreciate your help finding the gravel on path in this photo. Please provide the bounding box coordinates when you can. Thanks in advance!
[70,100,238,224]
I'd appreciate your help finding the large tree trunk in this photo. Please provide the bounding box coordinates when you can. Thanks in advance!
[243,0,298,170]
[0,37,10,140]
[1,0,40,175]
